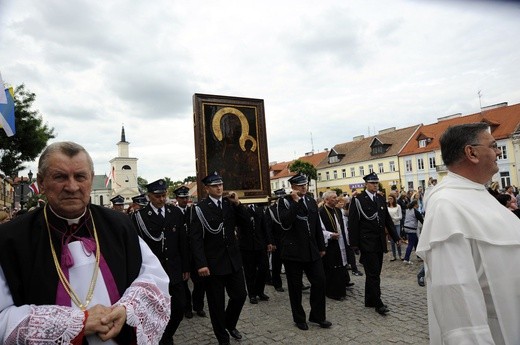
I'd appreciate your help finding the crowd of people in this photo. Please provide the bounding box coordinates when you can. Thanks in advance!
[1,123,519,344]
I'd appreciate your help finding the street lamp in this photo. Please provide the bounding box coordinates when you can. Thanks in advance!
[19,171,33,210]
[28,170,33,184]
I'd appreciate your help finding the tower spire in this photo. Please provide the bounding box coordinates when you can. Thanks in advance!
[121,125,126,142]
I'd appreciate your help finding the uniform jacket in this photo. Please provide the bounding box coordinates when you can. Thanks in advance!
[238,204,272,251]
[348,191,399,253]
[278,194,326,262]
[190,197,250,275]
[132,203,188,284]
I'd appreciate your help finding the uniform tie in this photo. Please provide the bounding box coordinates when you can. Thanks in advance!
[217,200,222,209]
[158,208,163,217]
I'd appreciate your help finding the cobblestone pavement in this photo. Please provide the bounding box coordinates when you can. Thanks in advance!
[175,252,428,345]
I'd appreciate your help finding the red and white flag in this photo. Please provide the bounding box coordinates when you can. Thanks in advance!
[29,181,39,194]
[105,167,114,188]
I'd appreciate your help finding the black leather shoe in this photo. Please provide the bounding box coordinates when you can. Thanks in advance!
[352,270,363,276]
[258,293,270,301]
[302,284,311,291]
[295,322,309,330]
[227,328,242,339]
[418,276,425,287]
[275,286,285,292]
[184,310,193,319]
[309,318,332,328]
[375,306,389,315]
[249,297,258,304]
[195,310,206,317]
[346,282,355,287]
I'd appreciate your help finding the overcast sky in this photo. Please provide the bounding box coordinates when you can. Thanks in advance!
[1,0,519,182]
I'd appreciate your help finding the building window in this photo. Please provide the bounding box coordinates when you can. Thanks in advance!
[371,145,385,155]
[378,163,384,173]
[282,181,285,188]
[350,167,355,177]
[429,157,436,169]
[333,170,337,179]
[318,173,321,181]
[359,166,364,176]
[405,159,413,172]
[329,156,339,164]
[326,172,330,180]
[275,181,279,189]
[342,169,346,178]
[500,172,511,188]
[417,158,424,170]
[498,145,507,160]
[368,164,374,173]
[418,139,427,148]
[389,161,396,172]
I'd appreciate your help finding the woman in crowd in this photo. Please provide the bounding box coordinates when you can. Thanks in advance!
[387,194,402,261]
[402,200,424,264]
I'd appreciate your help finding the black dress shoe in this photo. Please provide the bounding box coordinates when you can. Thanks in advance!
[184,310,193,319]
[352,270,363,276]
[249,297,258,304]
[195,310,206,317]
[375,306,389,315]
[275,286,285,292]
[346,282,355,287]
[257,293,270,301]
[309,318,332,328]
[227,328,242,339]
[302,284,311,291]
[327,295,344,301]
[295,322,309,330]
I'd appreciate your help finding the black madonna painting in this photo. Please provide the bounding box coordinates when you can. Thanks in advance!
[193,94,270,201]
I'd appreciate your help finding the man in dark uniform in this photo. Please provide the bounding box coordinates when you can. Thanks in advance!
[265,188,288,292]
[128,193,147,215]
[348,172,400,315]
[278,173,331,331]
[110,194,125,212]
[132,179,189,345]
[239,202,272,304]
[190,172,250,345]
[174,185,207,320]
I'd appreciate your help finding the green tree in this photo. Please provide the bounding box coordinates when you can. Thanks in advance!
[288,160,317,180]
[332,188,343,196]
[183,176,196,183]
[0,84,55,177]
[137,176,148,192]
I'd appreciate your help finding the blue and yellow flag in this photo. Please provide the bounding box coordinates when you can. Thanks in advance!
[0,72,15,137]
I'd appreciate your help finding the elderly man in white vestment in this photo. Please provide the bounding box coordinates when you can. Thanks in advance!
[0,141,171,344]
[416,123,520,345]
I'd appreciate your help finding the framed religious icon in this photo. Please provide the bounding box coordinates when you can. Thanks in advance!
[193,93,270,202]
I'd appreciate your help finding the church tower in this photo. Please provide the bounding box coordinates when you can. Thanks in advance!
[109,126,139,204]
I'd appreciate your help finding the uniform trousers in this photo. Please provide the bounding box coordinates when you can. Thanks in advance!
[162,280,187,342]
[184,278,206,313]
[241,249,269,298]
[204,268,247,343]
[283,259,326,324]
[360,251,384,308]
[270,239,283,288]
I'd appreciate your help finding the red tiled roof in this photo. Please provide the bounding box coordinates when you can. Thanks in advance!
[317,125,421,168]
[270,151,329,180]
[399,102,520,156]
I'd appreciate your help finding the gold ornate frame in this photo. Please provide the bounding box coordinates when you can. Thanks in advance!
[193,94,270,202]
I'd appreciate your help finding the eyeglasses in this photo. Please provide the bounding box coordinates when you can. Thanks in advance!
[468,142,499,150]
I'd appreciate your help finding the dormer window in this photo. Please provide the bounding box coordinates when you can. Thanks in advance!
[419,139,427,148]
[371,145,385,155]
[329,156,339,164]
